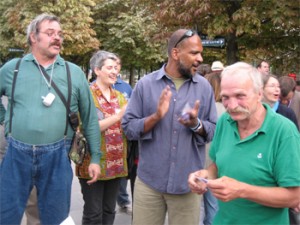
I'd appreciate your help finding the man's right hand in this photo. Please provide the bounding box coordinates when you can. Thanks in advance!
[155,85,172,119]
[188,170,209,195]
[143,86,172,133]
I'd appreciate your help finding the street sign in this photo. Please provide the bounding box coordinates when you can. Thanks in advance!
[8,48,24,52]
[202,38,225,48]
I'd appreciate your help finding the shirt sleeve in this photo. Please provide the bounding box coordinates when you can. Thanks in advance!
[74,66,101,164]
[122,80,147,140]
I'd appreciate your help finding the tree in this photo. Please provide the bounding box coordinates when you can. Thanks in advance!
[91,0,166,86]
[0,0,99,67]
[138,0,300,74]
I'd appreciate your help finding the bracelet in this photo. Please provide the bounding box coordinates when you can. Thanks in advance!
[190,118,201,131]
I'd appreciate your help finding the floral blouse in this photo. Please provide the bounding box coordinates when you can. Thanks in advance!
[76,82,128,180]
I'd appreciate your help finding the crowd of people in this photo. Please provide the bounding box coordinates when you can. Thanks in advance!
[0,13,299,225]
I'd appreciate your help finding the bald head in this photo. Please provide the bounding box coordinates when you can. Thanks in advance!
[167,29,197,56]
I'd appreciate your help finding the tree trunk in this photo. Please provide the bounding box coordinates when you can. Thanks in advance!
[226,32,239,65]
[129,66,135,87]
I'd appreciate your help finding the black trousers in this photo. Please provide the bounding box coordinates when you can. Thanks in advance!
[79,178,121,225]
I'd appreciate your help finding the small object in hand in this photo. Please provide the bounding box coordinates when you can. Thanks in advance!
[181,113,190,121]
[181,102,192,121]
[196,177,208,183]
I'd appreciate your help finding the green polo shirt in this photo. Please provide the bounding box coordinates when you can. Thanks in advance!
[210,103,300,225]
[0,54,101,163]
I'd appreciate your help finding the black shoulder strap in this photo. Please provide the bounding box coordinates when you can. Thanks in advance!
[40,62,72,135]
[9,58,22,134]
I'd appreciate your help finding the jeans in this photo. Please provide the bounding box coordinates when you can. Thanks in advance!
[202,190,218,225]
[79,178,121,225]
[117,178,130,207]
[0,137,72,225]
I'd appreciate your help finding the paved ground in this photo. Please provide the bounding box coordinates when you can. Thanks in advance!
[21,163,132,225]
[69,163,132,225]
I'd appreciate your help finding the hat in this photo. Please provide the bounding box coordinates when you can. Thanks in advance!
[288,73,296,81]
[211,61,224,71]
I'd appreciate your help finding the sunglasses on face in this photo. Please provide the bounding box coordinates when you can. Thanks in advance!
[174,30,195,47]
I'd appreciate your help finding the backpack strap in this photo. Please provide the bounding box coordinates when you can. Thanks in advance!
[9,58,22,134]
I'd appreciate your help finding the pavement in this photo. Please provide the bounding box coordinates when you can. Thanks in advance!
[21,162,133,225]
[68,163,132,225]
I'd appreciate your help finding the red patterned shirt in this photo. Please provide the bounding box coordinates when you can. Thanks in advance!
[76,82,128,180]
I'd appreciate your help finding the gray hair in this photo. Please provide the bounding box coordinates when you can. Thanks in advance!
[90,50,118,73]
[221,62,263,93]
[26,13,60,46]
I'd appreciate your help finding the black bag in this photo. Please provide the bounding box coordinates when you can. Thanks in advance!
[127,140,139,179]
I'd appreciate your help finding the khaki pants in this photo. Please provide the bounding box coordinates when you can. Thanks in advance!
[133,177,201,225]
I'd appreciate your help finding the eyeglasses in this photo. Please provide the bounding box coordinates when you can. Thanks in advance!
[174,30,195,47]
[39,31,64,39]
[265,84,280,89]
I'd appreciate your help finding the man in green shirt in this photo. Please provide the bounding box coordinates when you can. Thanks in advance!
[188,62,300,224]
[0,13,101,225]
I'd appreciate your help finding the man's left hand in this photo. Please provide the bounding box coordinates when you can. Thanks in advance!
[178,100,200,128]
[207,176,245,202]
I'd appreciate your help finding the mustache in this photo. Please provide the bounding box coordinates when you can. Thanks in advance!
[226,106,250,114]
[50,41,61,48]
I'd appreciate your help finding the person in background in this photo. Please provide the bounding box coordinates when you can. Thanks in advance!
[197,64,211,76]
[188,62,300,225]
[296,80,300,92]
[77,50,128,225]
[0,96,7,162]
[278,76,300,129]
[122,29,217,225]
[256,60,270,76]
[198,72,225,225]
[210,61,224,72]
[262,74,298,130]
[262,74,300,225]
[0,13,101,225]
[113,55,133,215]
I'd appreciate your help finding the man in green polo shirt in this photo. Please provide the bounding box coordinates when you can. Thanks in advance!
[0,13,101,225]
[188,62,300,224]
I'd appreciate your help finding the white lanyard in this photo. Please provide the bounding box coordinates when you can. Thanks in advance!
[34,57,56,90]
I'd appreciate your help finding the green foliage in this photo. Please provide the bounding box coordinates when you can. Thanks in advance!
[92,0,166,80]
[0,0,99,65]
[139,0,300,74]
[0,0,299,75]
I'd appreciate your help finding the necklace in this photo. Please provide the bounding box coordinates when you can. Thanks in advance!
[34,57,56,90]
[34,57,56,106]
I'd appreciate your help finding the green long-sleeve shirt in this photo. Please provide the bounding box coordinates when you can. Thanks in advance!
[0,54,101,164]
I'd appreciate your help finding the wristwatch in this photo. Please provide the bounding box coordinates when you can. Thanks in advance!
[191,118,202,132]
